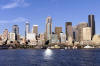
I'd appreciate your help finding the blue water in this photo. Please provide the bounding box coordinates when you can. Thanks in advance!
[0,49,100,66]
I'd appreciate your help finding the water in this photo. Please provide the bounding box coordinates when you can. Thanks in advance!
[0,49,100,66]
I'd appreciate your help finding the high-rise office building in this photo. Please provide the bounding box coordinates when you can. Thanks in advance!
[2,29,8,41]
[88,14,95,39]
[65,22,73,40]
[55,27,62,39]
[83,27,91,41]
[73,26,78,41]
[12,25,19,40]
[77,22,88,42]
[46,16,52,40]
[25,22,30,39]
[33,25,38,35]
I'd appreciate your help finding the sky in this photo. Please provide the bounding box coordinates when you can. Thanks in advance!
[0,0,100,36]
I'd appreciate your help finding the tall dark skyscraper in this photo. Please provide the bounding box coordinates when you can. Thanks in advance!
[88,14,95,39]
[73,26,78,41]
[65,22,73,40]
[12,25,19,40]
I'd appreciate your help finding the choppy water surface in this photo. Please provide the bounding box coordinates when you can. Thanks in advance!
[0,49,100,66]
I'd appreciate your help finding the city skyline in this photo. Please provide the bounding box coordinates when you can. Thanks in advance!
[0,15,98,35]
[0,14,100,49]
[0,0,100,35]
[0,1,100,66]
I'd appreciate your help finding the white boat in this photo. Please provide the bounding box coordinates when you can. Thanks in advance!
[84,45,94,48]
[65,47,67,49]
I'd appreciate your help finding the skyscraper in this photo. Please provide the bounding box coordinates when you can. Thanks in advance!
[77,22,88,42]
[73,26,78,41]
[12,25,19,40]
[88,14,95,39]
[55,27,62,39]
[83,27,91,41]
[2,29,8,41]
[65,22,73,40]
[46,16,52,40]
[25,22,30,39]
[33,25,38,35]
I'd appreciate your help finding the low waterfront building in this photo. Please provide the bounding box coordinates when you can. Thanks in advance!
[80,40,93,45]
[26,33,37,45]
[20,36,26,45]
[50,32,59,44]
[9,32,15,41]
[74,41,80,45]
[92,35,100,45]
[7,32,17,45]
[26,33,36,40]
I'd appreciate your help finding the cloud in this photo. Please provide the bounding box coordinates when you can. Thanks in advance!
[1,0,30,9]
[0,17,29,23]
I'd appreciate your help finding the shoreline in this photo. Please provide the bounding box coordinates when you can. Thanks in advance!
[0,44,98,50]
[0,47,99,50]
